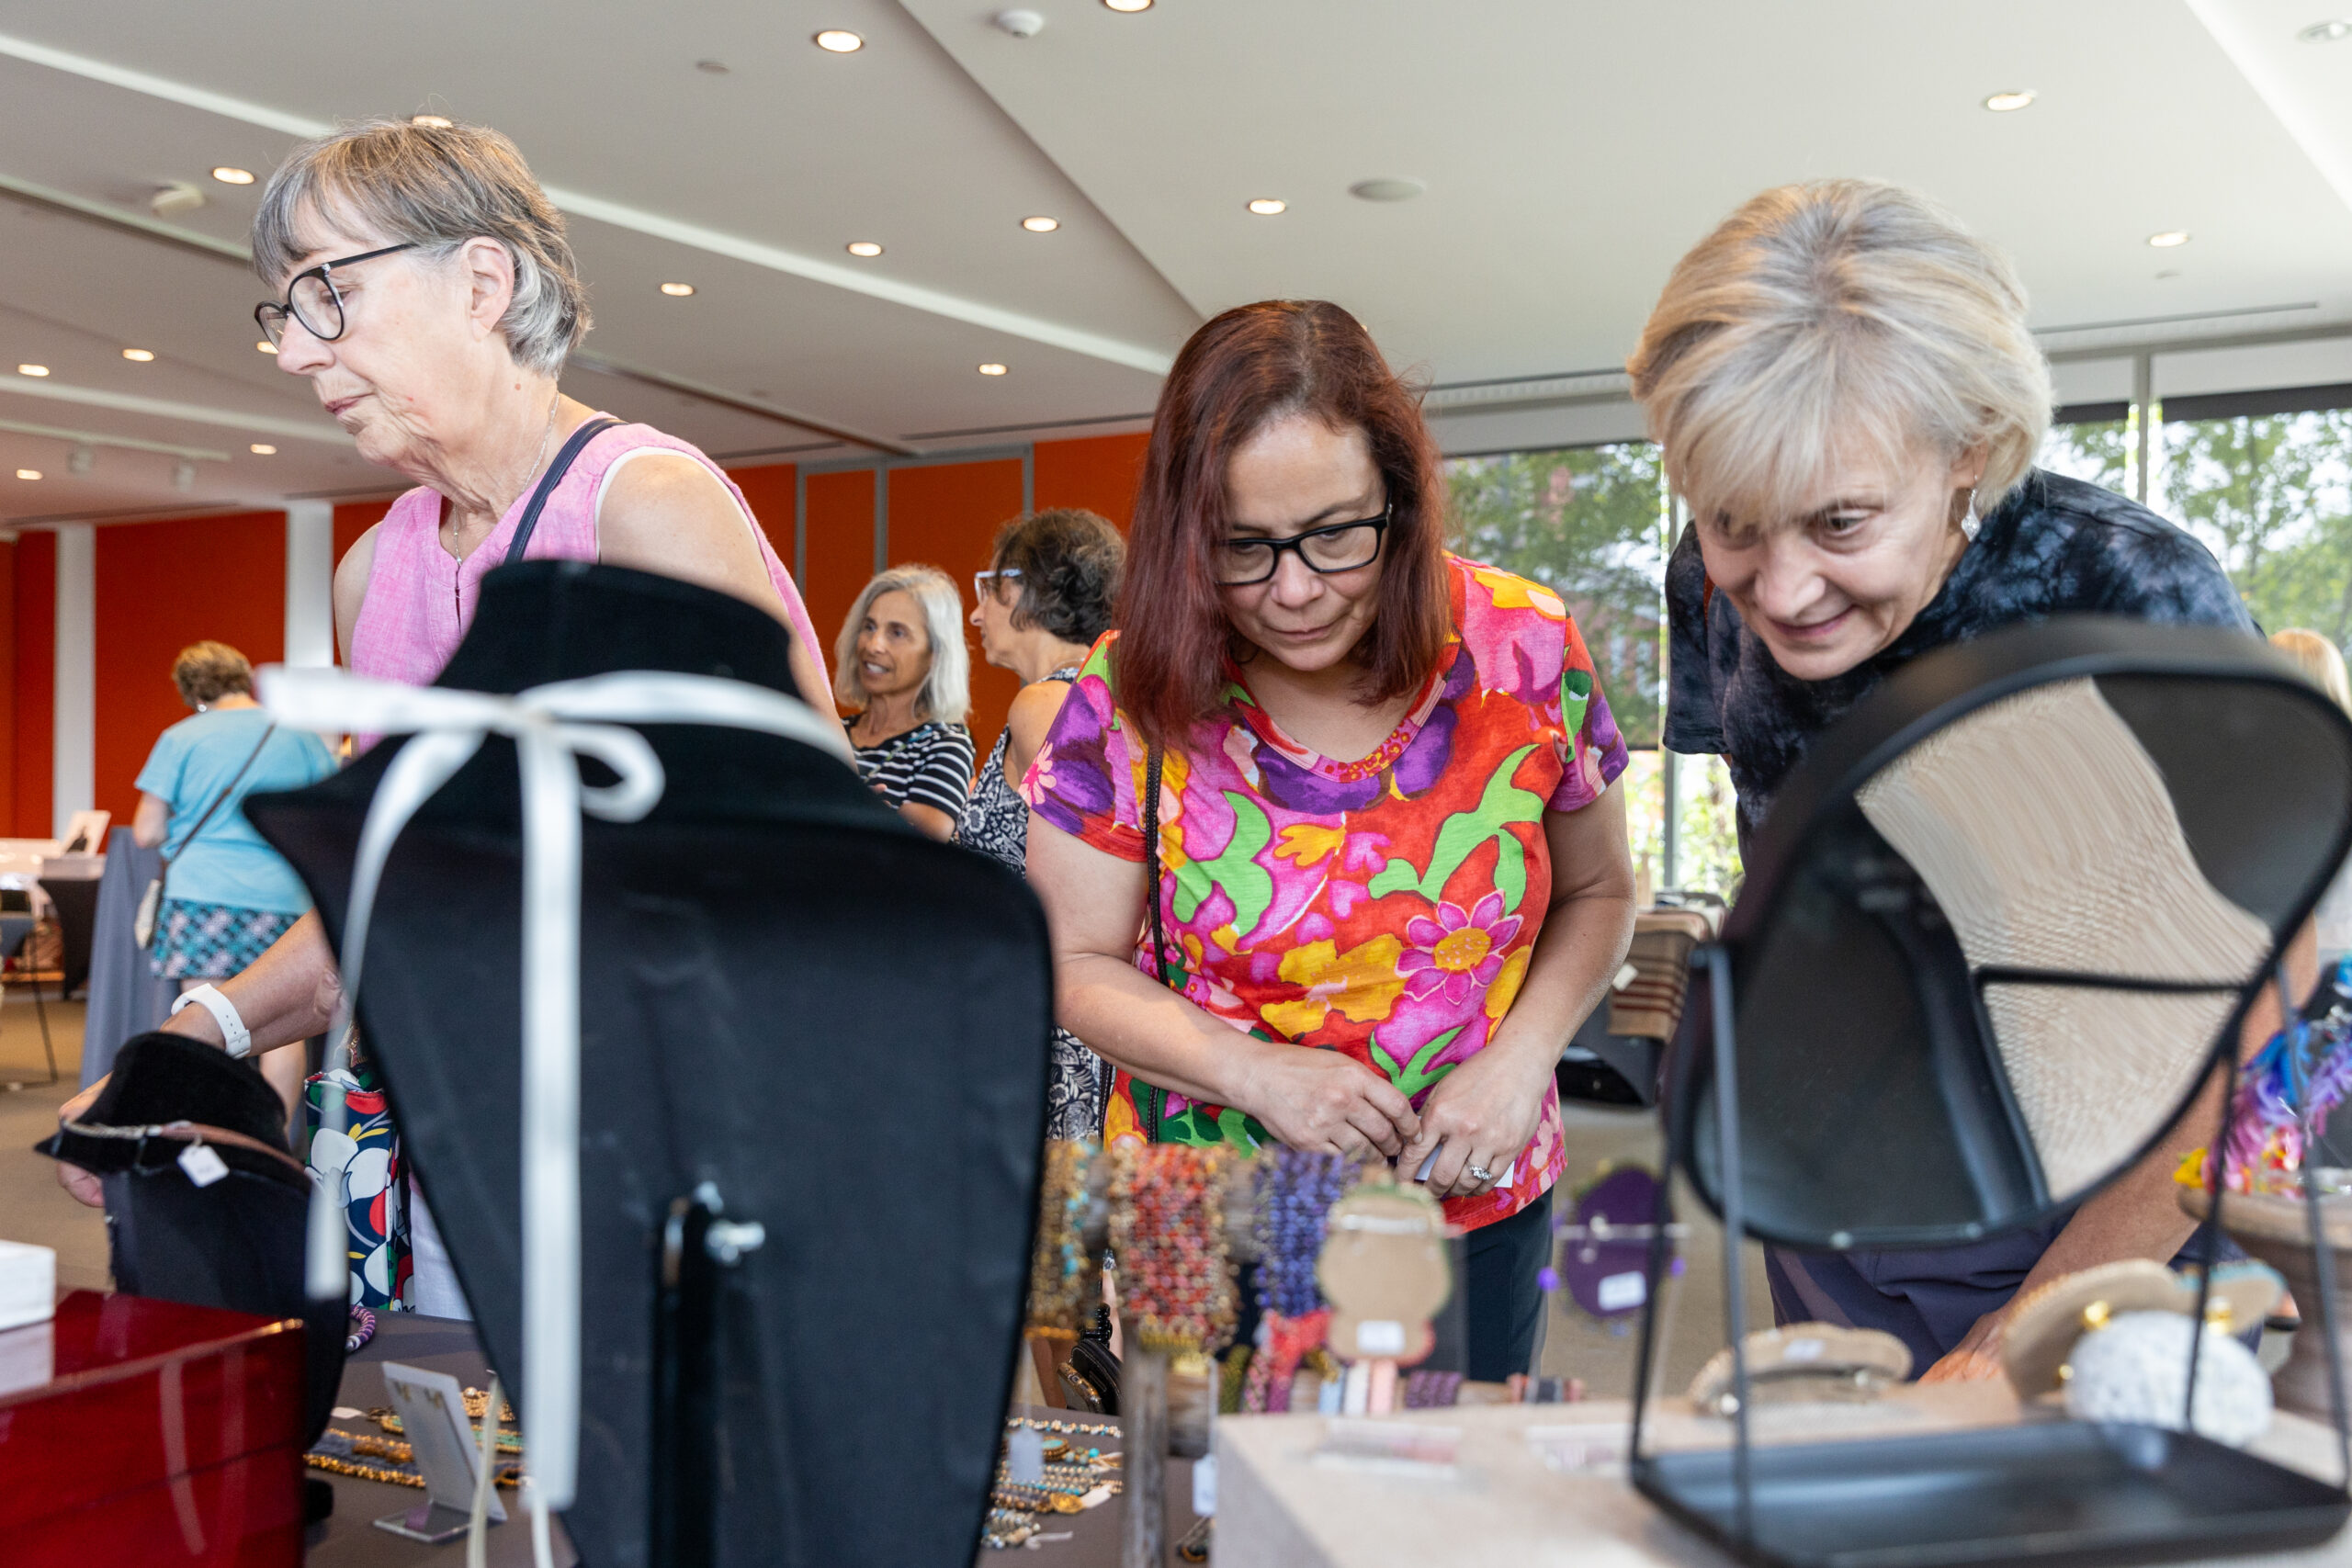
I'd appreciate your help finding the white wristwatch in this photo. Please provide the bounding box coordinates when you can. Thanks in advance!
[172,983,253,1060]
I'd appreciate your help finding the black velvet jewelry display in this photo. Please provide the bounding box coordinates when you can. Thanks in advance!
[244,561,1053,1567]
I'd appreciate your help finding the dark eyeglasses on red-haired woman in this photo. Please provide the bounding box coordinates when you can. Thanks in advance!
[1021,299,1637,1382]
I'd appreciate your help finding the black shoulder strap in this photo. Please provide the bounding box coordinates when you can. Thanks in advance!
[503,415,623,567]
[164,722,277,870]
[1139,739,1171,1143]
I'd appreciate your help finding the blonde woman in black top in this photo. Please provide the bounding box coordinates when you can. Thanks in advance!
[835,564,975,840]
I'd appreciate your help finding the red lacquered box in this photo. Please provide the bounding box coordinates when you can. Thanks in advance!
[0,1290,306,1566]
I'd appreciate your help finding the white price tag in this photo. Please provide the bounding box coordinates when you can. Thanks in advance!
[177,1143,230,1189]
[1192,1453,1216,1517]
[1597,1271,1646,1312]
[1355,1319,1408,1356]
[1784,1337,1825,1362]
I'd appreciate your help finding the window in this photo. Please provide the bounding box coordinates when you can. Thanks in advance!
[1445,442,1743,895]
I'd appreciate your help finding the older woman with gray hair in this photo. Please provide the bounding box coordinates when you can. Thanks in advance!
[1633,178,2256,1383]
[836,564,975,840]
[57,118,844,1303]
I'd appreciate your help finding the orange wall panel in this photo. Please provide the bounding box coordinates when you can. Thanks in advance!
[1034,431,1147,529]
[93,513,286,827]
[0,538,16,836]
[333,500,395,575]
[802,469,875,688]
[11,531,54,839]
[724,461,798,570]
[886,460,1024,756]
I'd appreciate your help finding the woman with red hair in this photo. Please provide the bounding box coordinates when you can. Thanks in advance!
[1024,300,1636,1377]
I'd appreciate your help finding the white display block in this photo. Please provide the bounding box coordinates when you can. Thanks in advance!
[0,1240,56,1333]
[1214,1386,2352,1568]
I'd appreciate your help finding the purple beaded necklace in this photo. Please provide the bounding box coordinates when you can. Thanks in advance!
[1254,1148,1353,1315]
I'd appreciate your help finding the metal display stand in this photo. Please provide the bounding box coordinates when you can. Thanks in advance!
[1627,946,2352,1568]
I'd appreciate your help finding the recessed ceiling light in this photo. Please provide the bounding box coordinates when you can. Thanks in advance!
[16,469,40,480]
[1021,215,1060,232]
[256,340,278,354]
[250,443,277,456]
[120,347,155,362]
[695,59,729,73]
[814,29,863,51]
[978,362,1009,376]
[1349,177,1425,203]
[2299,18,2352,40]
[1983,89,2036,112]
[1248,197,1287,216]
[846,241,884,257]
[412,114,454,128]
[2147,230,2191,248]
[1103,0,1153,10]
[211,166,255,186]
[17,364,49,378]
[659,281,697,297]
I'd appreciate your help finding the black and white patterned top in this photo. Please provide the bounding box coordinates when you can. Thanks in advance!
[955,668,1104,1140]
[853,719,976,818]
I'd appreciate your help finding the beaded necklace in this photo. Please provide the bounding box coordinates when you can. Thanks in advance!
[1243,1147,1354,1412]
[1109,1144,1237,1353]
[1025,1140,1097,1340]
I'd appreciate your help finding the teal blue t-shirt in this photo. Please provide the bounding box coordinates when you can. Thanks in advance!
[134,707,337,916]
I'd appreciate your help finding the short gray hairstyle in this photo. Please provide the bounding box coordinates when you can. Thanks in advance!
[1627,179,2053,530]
[253,117,590,376]
[833,564,973,726]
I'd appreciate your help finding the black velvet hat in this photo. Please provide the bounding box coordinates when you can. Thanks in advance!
[38,1030,302,1183]
[244,560,1053,1568]
[34,1031,346,1445]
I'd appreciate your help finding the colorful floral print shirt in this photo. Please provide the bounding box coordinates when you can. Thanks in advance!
[1023,554,1629,1230]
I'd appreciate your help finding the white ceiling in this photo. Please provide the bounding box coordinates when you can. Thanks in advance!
[1,0,2349,525]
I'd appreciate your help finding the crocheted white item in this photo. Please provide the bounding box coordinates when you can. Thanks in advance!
[2063,1311,2271,1447]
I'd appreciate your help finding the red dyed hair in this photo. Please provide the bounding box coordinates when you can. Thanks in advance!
[1114,299,1453,749]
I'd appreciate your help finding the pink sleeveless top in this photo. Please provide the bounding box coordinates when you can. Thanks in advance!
[349,418,826,694]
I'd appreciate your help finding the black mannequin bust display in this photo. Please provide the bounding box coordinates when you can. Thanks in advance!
[246,561,1054,1567]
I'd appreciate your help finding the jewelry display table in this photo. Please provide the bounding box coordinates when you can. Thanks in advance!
[970,1405,1205,1566]
[308,1310,576,1566]
[1214,1384,2352,1568]
[318,1314,1200,1564]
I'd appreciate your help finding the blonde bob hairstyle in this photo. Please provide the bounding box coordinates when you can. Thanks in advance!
[2271,629,2352,716]
[1627,179,2053,532]
[253,117,590,377]
[832,564,972,726]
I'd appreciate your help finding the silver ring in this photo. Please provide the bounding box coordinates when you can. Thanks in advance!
[1465,1164,1494,1183]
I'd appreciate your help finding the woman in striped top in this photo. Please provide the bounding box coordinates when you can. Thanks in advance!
[835,564,976,839]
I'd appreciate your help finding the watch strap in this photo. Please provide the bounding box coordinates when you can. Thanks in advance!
[171,983,254,1060]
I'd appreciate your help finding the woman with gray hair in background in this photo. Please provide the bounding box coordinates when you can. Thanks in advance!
[837,564,976,840]
[1634,178,2257,1382]
[57,118,844,1310]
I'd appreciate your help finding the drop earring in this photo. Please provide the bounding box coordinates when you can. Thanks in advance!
[1960,488,1982,542]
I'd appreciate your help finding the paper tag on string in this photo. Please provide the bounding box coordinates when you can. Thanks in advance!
[1192,1454,1216,1517]
[1008,1426,1045,1484]
[177,1144,230,1188]
[1597,1271,1646,1312]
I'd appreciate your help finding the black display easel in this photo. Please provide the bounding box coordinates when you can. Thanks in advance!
[1628,945,2352,1568]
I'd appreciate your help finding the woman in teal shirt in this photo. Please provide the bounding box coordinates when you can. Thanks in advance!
[134,641,336,1106]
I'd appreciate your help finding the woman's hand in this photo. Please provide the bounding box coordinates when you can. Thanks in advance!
[1233,1044,1419,1161]
[1397,1043,1555,1200]
[1919,1310,2007,1382]
[52,1077,106,1206]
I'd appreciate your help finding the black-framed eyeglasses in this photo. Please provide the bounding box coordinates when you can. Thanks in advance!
[1213,506,1389,586]
[973,567,1023,603]
[254,243,416,348]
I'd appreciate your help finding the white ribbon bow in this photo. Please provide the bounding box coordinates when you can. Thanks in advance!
[258,664,853,1519]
